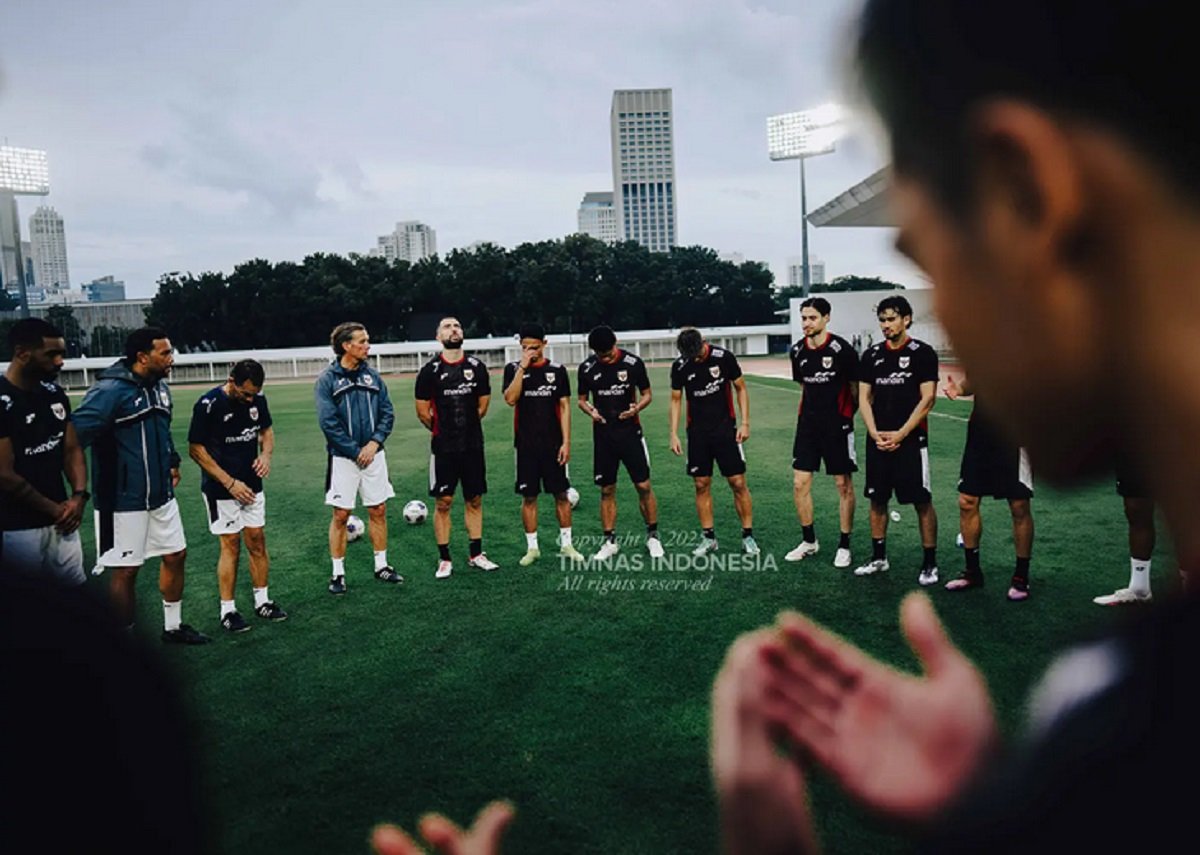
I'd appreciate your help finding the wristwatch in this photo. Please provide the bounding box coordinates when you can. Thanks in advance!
[72,489,91,502]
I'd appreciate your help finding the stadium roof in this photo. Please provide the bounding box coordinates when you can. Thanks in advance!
[807,167,894,228]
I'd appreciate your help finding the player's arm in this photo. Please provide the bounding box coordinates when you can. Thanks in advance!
[503,362,524,407]
[69,380,119,448]
[557,395,571,465]
[57,422,88,534]
[578,393,605,424]
[415,398,434,431]
[944,376,972,399]
[477,394,491,420]
[733,376,750,442]
[858,381,882,444]
[894,381,937,443]
[669,389,684,455]
[253,425,275,479]
[0,435,65,522]
[620,385,652,420]
[188,441,253,504]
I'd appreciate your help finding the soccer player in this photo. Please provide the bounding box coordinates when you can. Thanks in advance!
[668,328,756,556]
[0,318,88,584]
[786,297,860,568]
[72,327,209,644]
[415,316,498,577]
[502,323,583,566]
[854,295,939,585]
[943,376,1034,600]
[577,325,664,561]
[1093,465,1156,604]
[315,322,402,594]
[188,359,287,632]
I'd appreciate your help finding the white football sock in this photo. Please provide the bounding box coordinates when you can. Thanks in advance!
[331,557,345,578]
[374,550,388,570]
[526,531,539,550]
[163,600,182,632]
[1129,558,1151,595]
[253,587,269,608]
[220,599,237,618]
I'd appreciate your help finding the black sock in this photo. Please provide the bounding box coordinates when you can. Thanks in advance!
[924,547,938,569]
[647,523,658,536]
[703,528,716,541]
[802,524,816,543]
[438,543,451,562]
[1014,556,1031,580]
[604,529,616,543]
[742,527,753,539]
[872,538,886,561]
[838,531,851,549]
[469,538,482,558]
[965,547,982,573]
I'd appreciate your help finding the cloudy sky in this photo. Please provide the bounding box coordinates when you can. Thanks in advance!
[1,0,921,298]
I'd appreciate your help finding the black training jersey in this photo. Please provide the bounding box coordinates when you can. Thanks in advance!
[415,354,491,454]
[503,359,570,448]
[187,385,273,500]
[670,344,743,433]
[861,337,938,433]
[0,377,71,531]
[578,349,651,431]
[790,333,859,423]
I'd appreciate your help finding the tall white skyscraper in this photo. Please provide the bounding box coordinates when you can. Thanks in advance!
[577,192,619,243]
[787,256,825,289]
[611,88,677,252]
[372,220,437,264]
[29,206,70,289]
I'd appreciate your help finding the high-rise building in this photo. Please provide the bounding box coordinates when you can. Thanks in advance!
[29,206,70,289]
[0,195,21,291]
[611,88,677,252]
[577,192,619,243]
[787,256,825,289]
[82,275,127,302]
[371,220,437,264]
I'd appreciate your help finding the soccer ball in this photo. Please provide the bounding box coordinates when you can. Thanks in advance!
[403,499,429,525]
[346,514,365,542]
[565,487,580,509]
[889,510,902,523]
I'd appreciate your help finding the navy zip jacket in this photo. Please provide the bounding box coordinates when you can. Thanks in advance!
[71,360,181,513]
[314,358,395,460]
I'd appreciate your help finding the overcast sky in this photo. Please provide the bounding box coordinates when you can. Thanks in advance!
[1,0,922,298]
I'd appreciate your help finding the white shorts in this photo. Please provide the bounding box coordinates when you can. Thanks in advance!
[325,451,395,509]
[204,490,266,536]
[95,498,188,567]
[1,526,86,585]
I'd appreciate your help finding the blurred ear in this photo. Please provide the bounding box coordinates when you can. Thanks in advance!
[968,100,1093,318]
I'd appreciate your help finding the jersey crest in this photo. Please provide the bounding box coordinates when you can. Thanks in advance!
[51,402,66,420]
[822,356,833,369]
[899,356,910,369]
[464,368,475,381]
[249,406,259,421]
[617,369,628,382]
[709,365,721,378]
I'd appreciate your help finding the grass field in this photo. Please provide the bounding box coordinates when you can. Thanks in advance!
[71,359,1172,854]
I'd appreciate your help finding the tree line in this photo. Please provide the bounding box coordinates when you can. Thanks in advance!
[142,236,779,352]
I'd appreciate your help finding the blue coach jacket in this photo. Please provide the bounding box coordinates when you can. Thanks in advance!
[314,359,395,460]
[72,360,181,513]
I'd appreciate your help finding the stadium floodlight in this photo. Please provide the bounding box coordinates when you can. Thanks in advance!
[767,104,847,295]
[0,146,50,195]
[0,146,51,318]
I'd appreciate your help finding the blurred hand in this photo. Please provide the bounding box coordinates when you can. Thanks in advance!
[618,403,638,421]
[761,593,996,822]
[371,801,514,855]
[55,496,86,535]
[229,479,256,505]
[736,423,750,443]
[252,453,272,478]
[557,443,570,466]
[669,434,683,456]
[171,467,181,488]
[943,378,964,400]
[358,441,379,469]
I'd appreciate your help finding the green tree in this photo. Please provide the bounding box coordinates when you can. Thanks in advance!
[812,275,906,293]
[45,305,84,357]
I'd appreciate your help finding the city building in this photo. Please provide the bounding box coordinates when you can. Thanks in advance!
[610,88,677,252]
[787,256,826,289]
[576,192,619,243]
[29,205,70,290]
[371,220,437,264]
[82,275,127,302]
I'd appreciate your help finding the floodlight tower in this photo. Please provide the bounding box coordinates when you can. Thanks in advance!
[767,105,846,296]
[0,146,51,317]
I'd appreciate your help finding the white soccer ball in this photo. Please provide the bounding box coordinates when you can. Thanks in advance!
[346,514,365,541]
[566,487,580,509]
[403,499,429,525]
[889,510,902,523]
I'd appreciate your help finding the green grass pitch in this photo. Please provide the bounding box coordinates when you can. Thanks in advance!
[71,360,1171,853]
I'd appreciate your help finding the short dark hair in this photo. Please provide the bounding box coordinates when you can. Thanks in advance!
[587,325,617,353]
[330,322,365,356]
[8,318,62,353]
[516,322,546,342]
[800,297,832,316]
[124,327,169,363]
[877,295,913,319]
[229,359,265,387]
[676,327,704,359]
[855,1,1197,213]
